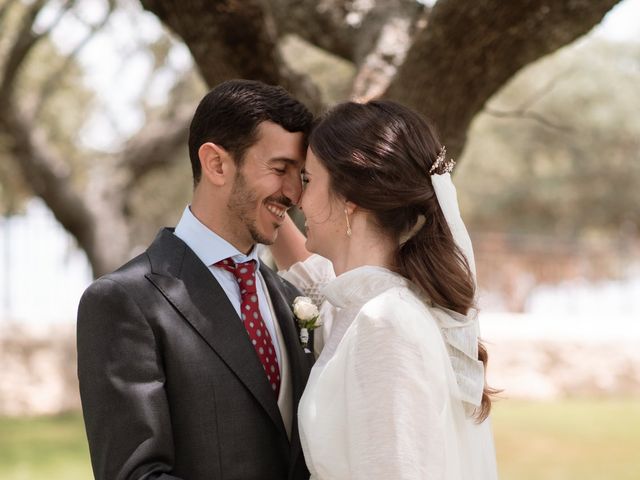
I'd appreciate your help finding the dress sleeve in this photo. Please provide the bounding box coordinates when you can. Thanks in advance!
[342,297,450,479]
[279,254,335,307]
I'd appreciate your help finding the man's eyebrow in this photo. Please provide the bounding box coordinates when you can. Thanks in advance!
[269,157,301,166]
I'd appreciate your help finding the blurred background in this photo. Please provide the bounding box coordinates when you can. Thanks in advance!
[1,0,639,478]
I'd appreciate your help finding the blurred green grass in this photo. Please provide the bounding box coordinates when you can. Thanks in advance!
[1,399,638,479]
[0,413,91,479]
[493,398,640,480]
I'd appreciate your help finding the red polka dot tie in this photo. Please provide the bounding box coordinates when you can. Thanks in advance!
[214,258,281,398]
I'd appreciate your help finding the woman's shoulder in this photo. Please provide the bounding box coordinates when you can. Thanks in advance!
[344,285,449,371]
[356,284,439,337]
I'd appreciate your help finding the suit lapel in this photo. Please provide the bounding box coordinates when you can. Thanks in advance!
[259,264,310,405]
[259,264,313,475]
[144,229,287,438]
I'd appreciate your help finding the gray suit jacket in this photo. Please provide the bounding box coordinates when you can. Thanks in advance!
[77,228,313,480]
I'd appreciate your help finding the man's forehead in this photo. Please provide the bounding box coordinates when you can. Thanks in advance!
[255,120,302,139]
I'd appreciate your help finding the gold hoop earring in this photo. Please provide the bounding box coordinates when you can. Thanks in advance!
[344,209,352,237]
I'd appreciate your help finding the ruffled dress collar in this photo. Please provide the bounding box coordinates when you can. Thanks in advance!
[322,265,410,309]
[321,263,485,409]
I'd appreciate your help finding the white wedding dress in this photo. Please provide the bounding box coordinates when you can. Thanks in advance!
[282,255,498,480]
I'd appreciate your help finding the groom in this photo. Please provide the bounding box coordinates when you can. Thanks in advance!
[77,80,314,480]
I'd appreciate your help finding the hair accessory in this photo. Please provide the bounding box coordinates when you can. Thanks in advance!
[344,209,352,237]
[428,146,456,175]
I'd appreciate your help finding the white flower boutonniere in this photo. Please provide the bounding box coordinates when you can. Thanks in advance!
[292,296,321,353]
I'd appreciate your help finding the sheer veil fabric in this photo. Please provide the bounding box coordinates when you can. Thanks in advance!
[431,172,485,410]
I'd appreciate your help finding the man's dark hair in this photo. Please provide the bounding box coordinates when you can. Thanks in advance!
[188,79,313,185]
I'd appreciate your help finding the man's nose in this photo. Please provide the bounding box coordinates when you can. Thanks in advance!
[283,171,303,205]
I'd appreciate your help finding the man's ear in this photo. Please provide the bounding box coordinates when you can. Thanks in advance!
[199,142,234,186]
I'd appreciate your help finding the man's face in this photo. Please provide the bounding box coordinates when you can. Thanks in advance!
[226,121,305,250]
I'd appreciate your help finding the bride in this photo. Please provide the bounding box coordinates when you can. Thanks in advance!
[271,100,499,479]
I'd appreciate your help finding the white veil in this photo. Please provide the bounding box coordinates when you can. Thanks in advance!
[430,171,485,410]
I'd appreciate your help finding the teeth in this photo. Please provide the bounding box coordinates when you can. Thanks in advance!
[266,204,286,218]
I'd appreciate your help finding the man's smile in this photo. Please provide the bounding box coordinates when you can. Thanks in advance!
[265,201,287,220]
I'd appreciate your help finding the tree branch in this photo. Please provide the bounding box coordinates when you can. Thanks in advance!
[0,0,136,277]
[386,0,622,160]
[0,102,102,271]
[0,0,79,98]
[483,70,575,132]
[118,105,192,186]
[265,0,357,62]
[138,1,275,81]
[1,0,49,96]
[34,0,115,118]
[266,0,425,66]
[140,0,323,110]
[351,12,423,101]
[483,107,573,133]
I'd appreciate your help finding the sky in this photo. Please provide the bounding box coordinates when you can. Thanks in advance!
[1,0,639,324]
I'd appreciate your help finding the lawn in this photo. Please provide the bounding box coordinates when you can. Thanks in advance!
[0,413,92,479]
[1,399,639,479]
[492,398,640,480]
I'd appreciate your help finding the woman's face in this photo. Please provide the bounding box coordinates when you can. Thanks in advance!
[299,148,347,259]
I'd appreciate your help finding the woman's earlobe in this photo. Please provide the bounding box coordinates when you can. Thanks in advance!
[344,201,357,216]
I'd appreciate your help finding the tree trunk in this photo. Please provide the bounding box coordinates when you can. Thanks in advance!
[386,0,621,159]
[140,0,323,110]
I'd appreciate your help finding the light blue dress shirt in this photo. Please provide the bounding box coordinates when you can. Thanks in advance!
[173,206,282,365]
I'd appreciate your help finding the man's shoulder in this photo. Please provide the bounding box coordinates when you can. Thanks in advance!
[81,251,153,300]
[89,227,185,288]
[103,250,152,283]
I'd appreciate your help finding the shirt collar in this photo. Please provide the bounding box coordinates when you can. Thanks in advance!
[174,206,260,267]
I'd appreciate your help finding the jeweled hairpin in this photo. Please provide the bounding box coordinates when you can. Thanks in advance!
[428,146,456,175]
